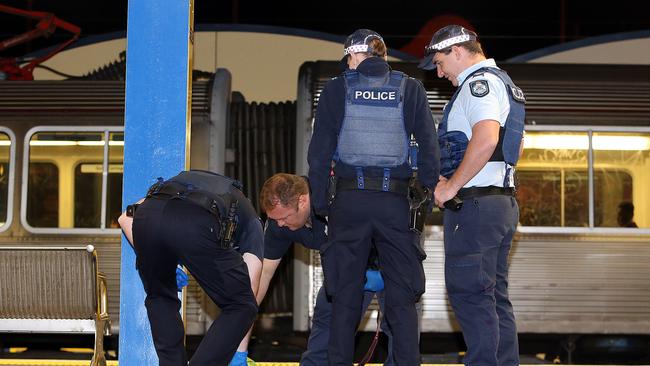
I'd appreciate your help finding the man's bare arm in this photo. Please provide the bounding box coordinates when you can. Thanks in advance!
[235,257,281,352]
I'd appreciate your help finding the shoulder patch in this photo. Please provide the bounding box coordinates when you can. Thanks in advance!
[469,80,489,97]
[510,85,526,102]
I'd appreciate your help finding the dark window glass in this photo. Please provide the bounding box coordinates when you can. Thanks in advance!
[106,132,124,228]
[0,132,10,226]
[74,163,102,228]
[27,163,59,227]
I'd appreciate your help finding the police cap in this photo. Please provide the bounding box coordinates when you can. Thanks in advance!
[340,29,385,69]
[418,25,478,70]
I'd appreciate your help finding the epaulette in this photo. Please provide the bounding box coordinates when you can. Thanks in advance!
[409,77,424,87]
[469,71,486,78]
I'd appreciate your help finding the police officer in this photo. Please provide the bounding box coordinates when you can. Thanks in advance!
[118,170,263,366]
[418,25,525,366]
[308,29,440,365]
[235,173,395,365]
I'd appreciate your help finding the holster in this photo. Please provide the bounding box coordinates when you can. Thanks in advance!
[408,179,431,234]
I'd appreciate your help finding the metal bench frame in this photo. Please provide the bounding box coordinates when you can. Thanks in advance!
[0,245,109,366]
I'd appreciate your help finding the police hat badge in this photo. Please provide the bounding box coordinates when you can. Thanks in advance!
[469,80,489,97]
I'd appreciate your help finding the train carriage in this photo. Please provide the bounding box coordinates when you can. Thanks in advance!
[0,62,648,343]
[0,72,297,337]
[294,61,650,335]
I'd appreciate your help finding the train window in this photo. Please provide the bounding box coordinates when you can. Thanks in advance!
[516,130,649,229]
[23,129,123,232]
[106,132,124,228]
[517,131,589,227]
[593,132,649,229]
[0,131,14,230]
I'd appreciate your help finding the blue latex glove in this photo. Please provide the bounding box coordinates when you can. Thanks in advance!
[228,351,248,366]
[176,265,188,291]
[364,269,384,292]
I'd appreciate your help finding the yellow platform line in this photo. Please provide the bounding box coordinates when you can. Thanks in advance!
[0,362,457,366]
[0,363,433,366]
[16,363,640,366]
[0,361,118,366]
[0,362,465,366]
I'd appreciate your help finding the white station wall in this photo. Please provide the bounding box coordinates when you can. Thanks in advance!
[33,31,402,102]
[523,37,650,64]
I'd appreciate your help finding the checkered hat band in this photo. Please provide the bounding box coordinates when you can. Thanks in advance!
[344,44,369,56]
[427,34,474,52]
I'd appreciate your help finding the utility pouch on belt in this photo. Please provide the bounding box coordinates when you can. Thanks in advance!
[408,179,431,234]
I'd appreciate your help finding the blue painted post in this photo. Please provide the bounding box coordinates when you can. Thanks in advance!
[119,0,194,364]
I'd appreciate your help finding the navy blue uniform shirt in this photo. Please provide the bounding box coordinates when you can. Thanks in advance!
[307,57,440,214]
[264,208,327,260]
[231,188,265,260]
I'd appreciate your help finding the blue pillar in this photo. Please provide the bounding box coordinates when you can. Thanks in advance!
[119,0,194,364]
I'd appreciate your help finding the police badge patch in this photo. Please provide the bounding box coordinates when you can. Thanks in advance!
[469,80,489,97]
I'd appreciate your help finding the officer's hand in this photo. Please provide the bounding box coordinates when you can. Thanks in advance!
[434,177,457,209]
[364,269,384,292]
[176,265,189,291]
[229,351,255,366]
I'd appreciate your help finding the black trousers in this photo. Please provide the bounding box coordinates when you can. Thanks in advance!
[322,190,426,365]
[132,198,258,366]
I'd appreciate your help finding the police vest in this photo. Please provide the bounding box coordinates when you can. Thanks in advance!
[337,70,409,168]
[438,67,525,179]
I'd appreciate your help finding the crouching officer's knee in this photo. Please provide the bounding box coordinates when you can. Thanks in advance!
[240,300,259,324]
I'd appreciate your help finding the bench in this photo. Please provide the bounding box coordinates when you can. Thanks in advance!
[0,245,110,366]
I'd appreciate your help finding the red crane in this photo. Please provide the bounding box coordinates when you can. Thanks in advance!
[0,4,81,80]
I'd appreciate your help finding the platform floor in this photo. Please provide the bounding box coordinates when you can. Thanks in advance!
[1,362,649,366]
[0,362,439,366]
[2,317,649,365]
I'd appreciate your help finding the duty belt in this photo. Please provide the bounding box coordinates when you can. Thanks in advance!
[457,186,514,200]
[149,182,220,216]
[336,177,410,195]
[148,181,236,249]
